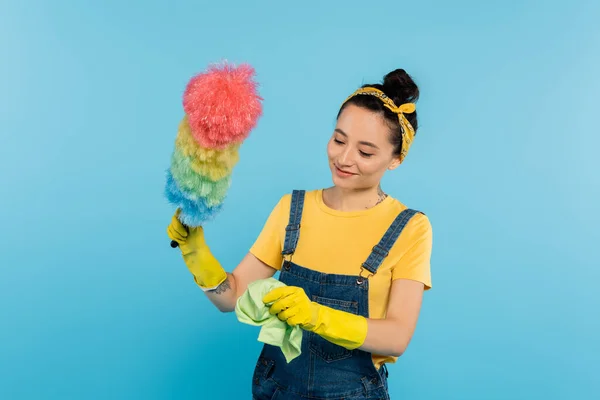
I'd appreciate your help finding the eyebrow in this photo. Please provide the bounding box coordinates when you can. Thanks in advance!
[334,128,380,149]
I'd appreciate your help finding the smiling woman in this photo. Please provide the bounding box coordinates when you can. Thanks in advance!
[167,68,432,399]
[326,69,420,209]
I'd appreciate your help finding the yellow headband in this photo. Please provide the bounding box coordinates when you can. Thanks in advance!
[341,87,416,163]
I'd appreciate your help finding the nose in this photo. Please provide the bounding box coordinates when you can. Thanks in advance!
[338,146,355,167]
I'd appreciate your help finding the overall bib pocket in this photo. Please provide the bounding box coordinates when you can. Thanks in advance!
[309,295,359,362]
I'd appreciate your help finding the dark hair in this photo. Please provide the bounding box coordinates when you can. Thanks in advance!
[337,69,419,157]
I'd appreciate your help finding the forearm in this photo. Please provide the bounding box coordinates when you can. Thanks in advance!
[359,318,412,357]
[202,253,278,312]
[167,213,276,313]
[269,280,423,358]
[267,285,418,357]
[203,273,241,313]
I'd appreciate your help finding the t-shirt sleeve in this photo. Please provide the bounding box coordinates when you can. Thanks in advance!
[391,213,433,290]
[249,194,290,270]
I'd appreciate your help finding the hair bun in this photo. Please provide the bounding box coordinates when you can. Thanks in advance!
[383,69,419,105]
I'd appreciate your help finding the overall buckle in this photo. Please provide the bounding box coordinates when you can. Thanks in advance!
[356,264,375,285]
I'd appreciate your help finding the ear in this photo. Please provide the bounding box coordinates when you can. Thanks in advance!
[388,157,401,171]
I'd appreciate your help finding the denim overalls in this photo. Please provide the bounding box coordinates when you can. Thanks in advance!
[252,190,422,400]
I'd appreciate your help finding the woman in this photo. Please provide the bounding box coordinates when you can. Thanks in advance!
[167,68,433,399]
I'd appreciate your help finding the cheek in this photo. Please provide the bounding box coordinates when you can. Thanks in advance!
[326,141,336,159]
[357,159,388,176]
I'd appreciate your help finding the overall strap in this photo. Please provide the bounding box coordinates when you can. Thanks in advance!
[282,190,305,256]
[361,208,422,275]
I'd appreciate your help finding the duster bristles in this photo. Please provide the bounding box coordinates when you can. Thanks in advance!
[170,151,231,207]
[166,61,263,227]
[183,63,263,149]
[174,116,240,181]
[165,171,224,226]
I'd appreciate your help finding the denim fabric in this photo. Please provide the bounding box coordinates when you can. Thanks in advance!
[251,190,418,399]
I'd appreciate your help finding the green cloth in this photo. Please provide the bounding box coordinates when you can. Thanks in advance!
[235,277,303,363]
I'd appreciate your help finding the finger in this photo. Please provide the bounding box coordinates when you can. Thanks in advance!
[277,307,300,323]
[286,314,306,327]
[262,286,295,305]
[171,221,188,238]
[268,295,298,315]
[167,225,187,243]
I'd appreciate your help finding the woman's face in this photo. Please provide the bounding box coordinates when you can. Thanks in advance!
[327,104,400,190]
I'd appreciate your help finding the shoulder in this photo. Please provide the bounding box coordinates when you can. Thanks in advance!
[387,197,432,237]
[275,189,320,208]
[266,189,318,217]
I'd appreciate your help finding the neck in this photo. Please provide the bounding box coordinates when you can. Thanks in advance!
[323,185,387,212]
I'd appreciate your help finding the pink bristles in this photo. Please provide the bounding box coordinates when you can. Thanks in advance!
[183,62,263,149]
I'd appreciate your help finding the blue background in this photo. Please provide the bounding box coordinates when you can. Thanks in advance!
[1,0,599,398]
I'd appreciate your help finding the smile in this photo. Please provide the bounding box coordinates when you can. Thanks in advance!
[334,165,356,177]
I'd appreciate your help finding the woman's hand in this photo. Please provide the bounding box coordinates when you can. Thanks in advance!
[263,286,318,328]
[262,286,368,350]
[166,209,227,291]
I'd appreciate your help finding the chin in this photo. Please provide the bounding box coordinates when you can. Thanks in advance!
[331,174,358,190]
[329,164,361,189]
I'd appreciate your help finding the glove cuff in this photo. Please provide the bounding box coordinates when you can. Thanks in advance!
[194,271,228,292]
[310,305,368,350]
[184,246,228,291]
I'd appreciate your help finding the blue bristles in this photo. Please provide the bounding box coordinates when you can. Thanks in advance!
[165,170,224,227]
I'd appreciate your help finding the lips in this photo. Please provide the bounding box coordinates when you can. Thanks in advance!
[334,165,356,176]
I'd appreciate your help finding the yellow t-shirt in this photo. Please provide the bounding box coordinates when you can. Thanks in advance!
[249,189,432,368]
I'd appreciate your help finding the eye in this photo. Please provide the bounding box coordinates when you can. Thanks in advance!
[359,151,373,158]
[333,139,344,145]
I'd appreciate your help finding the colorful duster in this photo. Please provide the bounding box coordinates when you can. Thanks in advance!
[165,62,263,232]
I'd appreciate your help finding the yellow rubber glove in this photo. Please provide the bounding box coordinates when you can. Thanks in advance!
[262,286,368,350]
[166,210,227,291]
